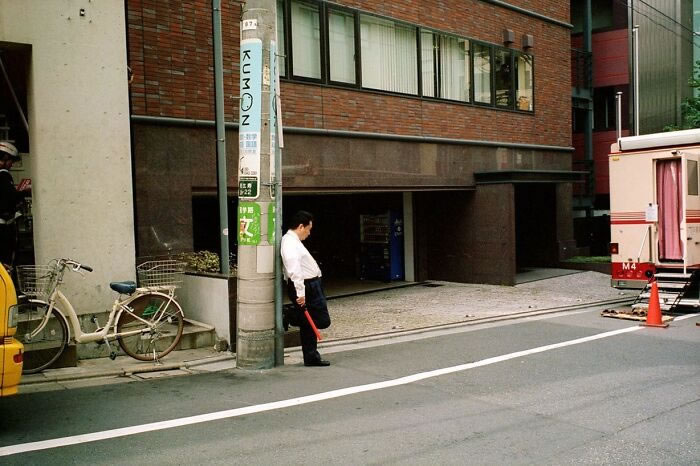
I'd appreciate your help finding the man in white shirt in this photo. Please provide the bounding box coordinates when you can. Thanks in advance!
[281,210,331,367]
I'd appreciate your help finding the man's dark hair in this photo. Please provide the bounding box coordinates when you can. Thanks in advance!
[288,210,313,230]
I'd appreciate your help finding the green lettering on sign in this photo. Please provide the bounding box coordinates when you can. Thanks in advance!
[238,202,261,246]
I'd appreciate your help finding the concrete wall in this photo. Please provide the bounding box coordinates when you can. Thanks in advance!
[0,0,135,313]
[178,274,231,344]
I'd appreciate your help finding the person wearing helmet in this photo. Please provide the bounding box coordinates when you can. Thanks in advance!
[0,141,23,266]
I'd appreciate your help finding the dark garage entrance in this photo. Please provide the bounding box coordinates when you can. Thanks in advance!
[192,191,409,293]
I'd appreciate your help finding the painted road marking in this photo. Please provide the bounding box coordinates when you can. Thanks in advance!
[2,314,698,457]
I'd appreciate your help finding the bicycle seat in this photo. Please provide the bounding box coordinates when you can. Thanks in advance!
[110,281,137,294]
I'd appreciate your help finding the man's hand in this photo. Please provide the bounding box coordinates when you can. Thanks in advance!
[296,296,306,307]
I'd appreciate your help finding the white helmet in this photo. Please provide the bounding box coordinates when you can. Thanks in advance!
[0,141,19,160]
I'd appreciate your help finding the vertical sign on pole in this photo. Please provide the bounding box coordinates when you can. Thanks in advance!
[269,40,278,199]
[239,38,263,199]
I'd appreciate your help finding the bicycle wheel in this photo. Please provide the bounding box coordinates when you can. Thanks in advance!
[116,293,184,361]
[16,302,69,374]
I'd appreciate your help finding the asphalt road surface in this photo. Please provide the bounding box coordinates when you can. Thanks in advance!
[1,308,698,465]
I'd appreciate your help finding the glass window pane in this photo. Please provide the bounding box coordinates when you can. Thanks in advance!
[360,15,417,94]
[421,31,435,97]
[689,160,698,196]
[473,43,491,104]
[277,0,286,76]
[494,48,513,108]
[329,10,356,84]
[440,36,469,102]
[291,0,321,79]
[516,54,533,111]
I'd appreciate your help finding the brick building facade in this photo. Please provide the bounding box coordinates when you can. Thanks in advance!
[127,0,578,285]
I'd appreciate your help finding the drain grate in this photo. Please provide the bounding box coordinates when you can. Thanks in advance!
[421,283,444,288]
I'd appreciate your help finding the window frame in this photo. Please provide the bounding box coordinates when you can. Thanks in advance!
[419,28,472,104]
[275,0,534,113]
[288,0,325,83]
[493,46,514,110]
[324,4,360,88]
[514,51,535,113]
[358,12,420,97]
[471,40,494,107]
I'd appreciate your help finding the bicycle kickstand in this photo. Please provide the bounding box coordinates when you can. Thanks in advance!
[152,346,162,366]
[102,338,118,360]
[93,315,118,360]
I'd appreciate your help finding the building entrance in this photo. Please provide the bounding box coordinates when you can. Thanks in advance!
[515,184,558,269]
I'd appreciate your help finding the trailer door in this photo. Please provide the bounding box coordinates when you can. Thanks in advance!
[684,154,700,269]
[656,158,683,262]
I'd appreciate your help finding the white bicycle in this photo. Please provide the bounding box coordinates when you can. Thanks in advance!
[15,258,186,374]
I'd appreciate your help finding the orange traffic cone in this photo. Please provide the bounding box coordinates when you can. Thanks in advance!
[642,280,669,328]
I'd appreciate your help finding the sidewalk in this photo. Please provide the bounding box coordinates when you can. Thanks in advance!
[19,270,635,393]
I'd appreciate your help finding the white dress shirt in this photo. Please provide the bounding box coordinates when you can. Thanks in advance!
[281,229,322,298]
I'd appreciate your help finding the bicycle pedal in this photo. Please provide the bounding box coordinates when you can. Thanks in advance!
[109,352,117,360]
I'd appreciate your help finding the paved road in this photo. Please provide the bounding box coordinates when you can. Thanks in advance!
[1,308,698,465]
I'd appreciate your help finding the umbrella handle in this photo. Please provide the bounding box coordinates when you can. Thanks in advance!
[303,307,322,341]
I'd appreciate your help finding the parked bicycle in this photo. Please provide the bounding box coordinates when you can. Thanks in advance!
[15,258,186,374]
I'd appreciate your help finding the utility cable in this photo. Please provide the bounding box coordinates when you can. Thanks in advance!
[611,0,700,49]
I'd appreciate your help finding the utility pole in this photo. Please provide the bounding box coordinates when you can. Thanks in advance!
[237,0,282,369]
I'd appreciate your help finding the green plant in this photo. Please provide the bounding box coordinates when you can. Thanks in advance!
[664,60,700,131]
[563,255,611,264]
[175,251,234,274]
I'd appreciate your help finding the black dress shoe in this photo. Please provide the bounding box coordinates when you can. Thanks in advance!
[304,359,330,367]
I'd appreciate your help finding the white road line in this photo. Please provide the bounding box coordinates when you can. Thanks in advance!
[2,317,696,457]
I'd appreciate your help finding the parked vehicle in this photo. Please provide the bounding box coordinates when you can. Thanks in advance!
[16,259,185,373]
[0,264,23,396]
[609,128,700,290]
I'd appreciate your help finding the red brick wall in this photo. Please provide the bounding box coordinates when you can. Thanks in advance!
[127,0,243,120]
[127,0,571,147]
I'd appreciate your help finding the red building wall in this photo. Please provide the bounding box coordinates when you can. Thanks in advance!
[572,28,629,197]
[127,0,572,149]
[572,29,629,88]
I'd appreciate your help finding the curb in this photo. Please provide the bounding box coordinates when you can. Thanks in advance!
[22,297,632,386]
[20,354,236,386]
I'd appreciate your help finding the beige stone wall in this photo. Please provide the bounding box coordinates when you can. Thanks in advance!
[0,0,134,313]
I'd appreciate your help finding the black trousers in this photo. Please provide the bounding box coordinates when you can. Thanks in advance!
[286,277,331,363]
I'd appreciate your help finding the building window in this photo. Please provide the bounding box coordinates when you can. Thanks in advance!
[421,31,470,102]
[291,0,321,80]
[515,53,533,111]
[494,48,513,108]
[421,31,436,97]
[328,9,356,84]
[439,35,470,102]
[276,0,534,113]
[593,86,617,131]
[688,159,699,196]
[473,43,492,104]
[360,14,417,94]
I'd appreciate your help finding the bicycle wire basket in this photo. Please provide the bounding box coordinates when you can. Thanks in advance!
[16,264,60,300]
[136,260,186,289]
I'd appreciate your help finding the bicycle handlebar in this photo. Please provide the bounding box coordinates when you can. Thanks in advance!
[59,258,93,273]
